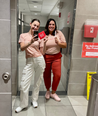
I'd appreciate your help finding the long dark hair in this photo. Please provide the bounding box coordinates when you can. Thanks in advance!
[45,18,57,36]
[31,19,40,23]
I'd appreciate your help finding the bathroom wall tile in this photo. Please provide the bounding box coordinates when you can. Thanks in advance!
[11,41,17,57]
[76,0,98,16]
[70,58,96,71]
[72,45,82,58]
[0,94,11,102]
[0,21,11,58]
[0,94,11,116]
[95,59,98,72]
[0,0,10,20]
[69,71,87,83]
[68,83,87,95]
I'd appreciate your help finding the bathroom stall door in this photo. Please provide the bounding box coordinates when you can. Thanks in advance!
[0,0,11,116]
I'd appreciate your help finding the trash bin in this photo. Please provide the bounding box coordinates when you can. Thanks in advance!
[87,74,98,116]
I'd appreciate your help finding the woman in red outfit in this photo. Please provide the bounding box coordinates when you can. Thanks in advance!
[42,18,67,101]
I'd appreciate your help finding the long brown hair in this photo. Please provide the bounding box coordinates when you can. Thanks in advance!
[45,18,57,36]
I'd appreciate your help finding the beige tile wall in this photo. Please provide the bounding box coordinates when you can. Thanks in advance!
[68,0,98,95]
[0,0,11,115]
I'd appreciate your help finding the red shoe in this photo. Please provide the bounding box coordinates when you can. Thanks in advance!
[50,93,61,102]
[45,91,51,100]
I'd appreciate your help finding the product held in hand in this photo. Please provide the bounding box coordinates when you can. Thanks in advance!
[34,31,38,38]
[38,31,46,39]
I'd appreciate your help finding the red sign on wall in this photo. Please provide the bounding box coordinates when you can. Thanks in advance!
[67,12,70,24]
[82,42,98,58]
[59,12,61,18]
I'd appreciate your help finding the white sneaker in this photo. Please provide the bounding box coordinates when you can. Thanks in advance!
[31,101,38,108]
[15,107,23,113]
[15,106,27,113]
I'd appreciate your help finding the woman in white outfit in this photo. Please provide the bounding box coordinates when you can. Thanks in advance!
[15,19,47,113]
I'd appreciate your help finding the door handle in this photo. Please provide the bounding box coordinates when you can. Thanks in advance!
[2,72,10,83]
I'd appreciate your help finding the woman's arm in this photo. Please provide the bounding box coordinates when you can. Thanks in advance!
[20,42,31,51]
[57,41,67,48]
[20,37,36,51]
[55,37,67,48]
[40,36,48,55]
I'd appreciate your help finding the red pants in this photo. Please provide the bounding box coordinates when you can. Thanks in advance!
[44,52,62,91]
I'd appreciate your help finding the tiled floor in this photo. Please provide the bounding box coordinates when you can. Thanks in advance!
[12,95,88,116]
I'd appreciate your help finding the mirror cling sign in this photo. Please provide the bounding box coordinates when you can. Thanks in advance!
[82,42,98,58]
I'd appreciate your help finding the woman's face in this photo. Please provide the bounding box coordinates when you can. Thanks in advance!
[48,20,56,33]
[30,21,40,33]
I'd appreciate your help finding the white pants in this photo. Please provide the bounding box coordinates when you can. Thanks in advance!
[19,56,45,108]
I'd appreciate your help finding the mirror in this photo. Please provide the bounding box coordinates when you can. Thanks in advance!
[12,0,77,115]
[17,0,76,95]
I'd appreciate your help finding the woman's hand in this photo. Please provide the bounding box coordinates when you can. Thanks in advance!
[55,36,60,44]
[40,36,48,55]
[30,35,38,44]
[43,35,48,44]
[55,36,67,48]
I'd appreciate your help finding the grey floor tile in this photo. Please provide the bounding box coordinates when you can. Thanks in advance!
[27,106,46,116]
[46,106,76,116]
[30,96,45,106]
[68,96,88,106]
[60,96,71,106]
[72,106,87,116]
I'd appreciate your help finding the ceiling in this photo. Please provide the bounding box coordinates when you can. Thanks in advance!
[18,0,60,16]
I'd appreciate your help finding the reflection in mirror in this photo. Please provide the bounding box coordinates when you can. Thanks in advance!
[17,0,76,95]
[11,0,77,115]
